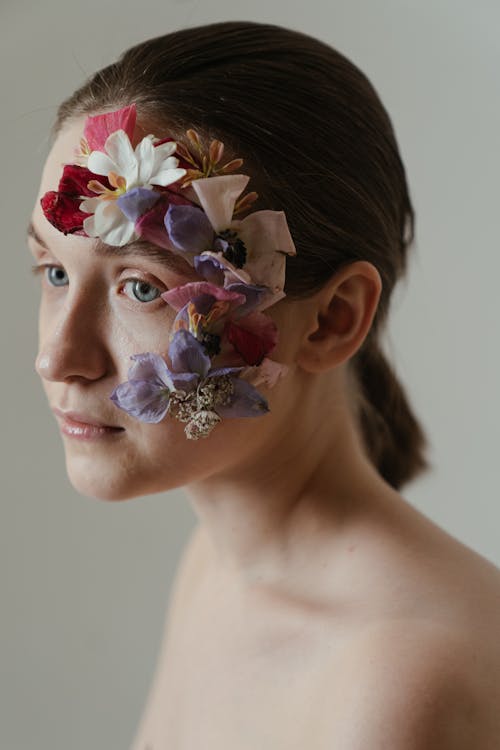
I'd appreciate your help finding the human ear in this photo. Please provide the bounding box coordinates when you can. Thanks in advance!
[295,260,382,374]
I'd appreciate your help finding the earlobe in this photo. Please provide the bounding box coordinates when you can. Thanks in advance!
[296,261,382,374]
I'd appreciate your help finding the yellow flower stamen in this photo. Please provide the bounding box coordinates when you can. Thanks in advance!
[205,300,230,324]
[86,172,128,202]
[108,172,127,191]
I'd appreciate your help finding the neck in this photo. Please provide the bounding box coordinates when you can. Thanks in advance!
[184,377,391,594]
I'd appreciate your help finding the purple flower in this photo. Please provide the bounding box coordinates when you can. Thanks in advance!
[193,253,225,285]
[168,331,269,436]
[111,330,269,438]
[109,352,197,423]
[164,204,214,258]
[116,187,161,223]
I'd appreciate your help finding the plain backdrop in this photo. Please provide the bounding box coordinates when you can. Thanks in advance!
[1,1,499,748]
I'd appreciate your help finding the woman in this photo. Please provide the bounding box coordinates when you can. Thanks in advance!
[29,20,500,749]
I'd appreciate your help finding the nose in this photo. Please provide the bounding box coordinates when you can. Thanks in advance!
[35,292,111,383]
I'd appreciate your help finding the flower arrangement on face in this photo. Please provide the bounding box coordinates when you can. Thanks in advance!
[41,104,297,439]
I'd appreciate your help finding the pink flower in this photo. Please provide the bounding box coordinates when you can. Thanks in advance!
[161,281,279,366]
[191,174,297,294]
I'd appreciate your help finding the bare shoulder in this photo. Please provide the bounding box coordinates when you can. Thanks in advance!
[315,619,499,749]
[343,489,500,636]
[314,494,500,749]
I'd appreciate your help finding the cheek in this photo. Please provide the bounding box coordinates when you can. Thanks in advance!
[35,294,57,378]
[133,408,258,471]
[37,291,53,344]
[107,303,177,377]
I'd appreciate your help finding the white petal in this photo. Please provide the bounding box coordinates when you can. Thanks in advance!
[82,215,97,237]
[122,163,139,187]
[149,167,187,187]
[157,155,180,171]
[152,140,177,160]
[191,175,249,231]
[92,201,117,232]
[135,137,155,184]
[105,130,137,173]
[93,201,136,246]
[104,220,137,246]
[79,197,100,213]
[87,151,118,177]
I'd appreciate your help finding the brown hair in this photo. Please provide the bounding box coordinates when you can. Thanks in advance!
[52,20,432,489]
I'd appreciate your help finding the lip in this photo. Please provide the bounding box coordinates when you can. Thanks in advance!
[52,408,125,440]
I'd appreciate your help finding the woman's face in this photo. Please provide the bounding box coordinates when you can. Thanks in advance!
[30,117,302,500]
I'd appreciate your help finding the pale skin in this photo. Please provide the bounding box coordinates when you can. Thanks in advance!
[31,116,500,749]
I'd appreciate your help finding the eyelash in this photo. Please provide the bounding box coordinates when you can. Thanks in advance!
[30,264,166,304]
[31,263,54,277]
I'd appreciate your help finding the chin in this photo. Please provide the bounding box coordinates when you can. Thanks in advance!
[59,416,260,499]
[62,449,173,502]
[60,431,216,500]
[65,460,137,501]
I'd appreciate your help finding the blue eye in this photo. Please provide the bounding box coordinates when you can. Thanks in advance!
[47,266,69,286]
[123,279,161,303]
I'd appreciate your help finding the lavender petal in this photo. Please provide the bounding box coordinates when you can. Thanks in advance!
[168,329,211,378]
[165,204,214,253]
[215,377,270,418]
[135,195,174,251]
[194,254,225,285]
[117,187,160,223]
[127,352,174,389]
[225,282,269,316]
[110,379,170,423]
[168,371,199,393]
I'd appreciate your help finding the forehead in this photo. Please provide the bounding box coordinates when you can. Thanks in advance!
[36,116,88,202]
[30,117,197,275]
[32,116,88,245]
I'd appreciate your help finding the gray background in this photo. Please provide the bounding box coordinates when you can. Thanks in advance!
[2,1,499,748]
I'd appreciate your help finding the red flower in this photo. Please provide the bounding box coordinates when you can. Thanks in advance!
[40,164,111,235]
[225,312,278,366]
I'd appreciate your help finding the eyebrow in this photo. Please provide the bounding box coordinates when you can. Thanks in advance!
[26,220,195,275]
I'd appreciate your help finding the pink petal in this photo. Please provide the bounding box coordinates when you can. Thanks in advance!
[190,174,249,231]
[235,210,297,292]
[161,282,246,311]
[241,358,289,388]
[83,104,137,151]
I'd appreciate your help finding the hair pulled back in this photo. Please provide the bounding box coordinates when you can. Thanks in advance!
[53,20,431,489]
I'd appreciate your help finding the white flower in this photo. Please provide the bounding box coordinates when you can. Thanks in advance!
[80,130,186,246]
